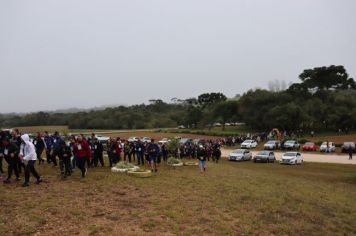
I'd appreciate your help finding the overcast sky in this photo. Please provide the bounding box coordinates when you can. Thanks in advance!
[0,0,355,113]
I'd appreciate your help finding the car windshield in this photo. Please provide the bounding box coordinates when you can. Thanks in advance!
[284,153,297,157]
[244,140,252,143]
[233,150,245,154]
[285,141,295,144]
[344,142,355,145]
[305,142,314,145]
[266,141,275,144]
[258,151,270,155]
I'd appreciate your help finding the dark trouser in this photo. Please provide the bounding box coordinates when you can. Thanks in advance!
[76,157,86,177]
[86,156,91,168]
[0,155,3,175]
[163,154,168,162]
[24,160,40,184]
[5,156,19,180]
[108,153,113,167]
[72,156,76,169]
[124,152,131,162]
[46,150,52,164]
[37,149,45,165]
[17,158,25,174]
[131,152,136,162]
[92,153,104,167]
[112,154,120,165]
[136,152,144,166]
[51,150,58,166]
[350,153,353,160]
[59,156,72,176]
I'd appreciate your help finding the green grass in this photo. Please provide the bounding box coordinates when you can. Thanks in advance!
[1,159,356,235]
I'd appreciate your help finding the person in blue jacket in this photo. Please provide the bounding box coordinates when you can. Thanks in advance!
[44,131,54,165]
[51,131,64,167]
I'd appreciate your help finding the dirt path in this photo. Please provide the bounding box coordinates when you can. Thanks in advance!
[221,148,356,165]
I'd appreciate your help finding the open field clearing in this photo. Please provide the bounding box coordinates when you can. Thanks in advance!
[1,159,356,235]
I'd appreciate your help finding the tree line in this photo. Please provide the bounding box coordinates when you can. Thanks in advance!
[1,65,355,132]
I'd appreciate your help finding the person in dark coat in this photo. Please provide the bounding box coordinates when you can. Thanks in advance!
[33,132,45,165]
[92,139,104,167]
[58,141,72,178]
[1,138,20,183]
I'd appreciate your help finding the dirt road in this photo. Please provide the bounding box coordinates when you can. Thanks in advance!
[221,149,356,165]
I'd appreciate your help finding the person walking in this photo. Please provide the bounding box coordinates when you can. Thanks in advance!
[51,131,63,167]
[197,146,207,173]
[58,141,72,178]
[1,137,20,184]
[19,134,42,187]
[33,132,45,165]
[11,129,25,174]
[73,135,91,178]
[92,139,104,167]
[44,131,54,165]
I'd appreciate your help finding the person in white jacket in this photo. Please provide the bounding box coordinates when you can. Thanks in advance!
[19,134,42,187]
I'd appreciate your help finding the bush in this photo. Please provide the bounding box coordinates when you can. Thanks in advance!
[115,162,135,169]
[167,157,182,165]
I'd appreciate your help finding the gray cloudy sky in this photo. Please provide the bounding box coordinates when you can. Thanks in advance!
[1,0,355,113]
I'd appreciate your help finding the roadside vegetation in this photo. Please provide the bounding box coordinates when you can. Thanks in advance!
[1,65,355,135]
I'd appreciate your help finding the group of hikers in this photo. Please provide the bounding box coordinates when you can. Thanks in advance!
[0,130,223,186]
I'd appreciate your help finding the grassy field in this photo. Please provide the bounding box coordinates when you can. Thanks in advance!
[1,158,356,235]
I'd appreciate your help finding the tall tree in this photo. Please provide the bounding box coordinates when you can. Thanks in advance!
[298,65,356,90]
[197,92,227,108]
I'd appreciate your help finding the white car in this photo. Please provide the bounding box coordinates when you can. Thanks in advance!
[283,140,300,150]
[128,137,139,143]
[280,152,303,165]
[229,149,252,161]
[140,137,151,143]
[96,135,110,143]
[241,140,258,149]
[158,138,170,145]
[264,140,280,150]
[320,142,336,152]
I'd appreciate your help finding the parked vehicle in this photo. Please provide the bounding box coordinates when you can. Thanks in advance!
[241,140,258,149]
[179,138,193,145]
[280,152,303,165]
[140,137,151,143]
[128,137,139,142]
[302,142,318,151]
[264,140,280,150]
[320,142,336,152]
[253,151,276,163]
[283,140,300,150]
[158,138,170,145]
[229,149,252,161]
[96,135,110,144]
[341,142,356,153]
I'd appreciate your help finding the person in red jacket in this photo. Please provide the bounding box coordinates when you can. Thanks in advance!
[72,135,91,178]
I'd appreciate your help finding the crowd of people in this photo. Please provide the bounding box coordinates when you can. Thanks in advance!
[0,130,226,185]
